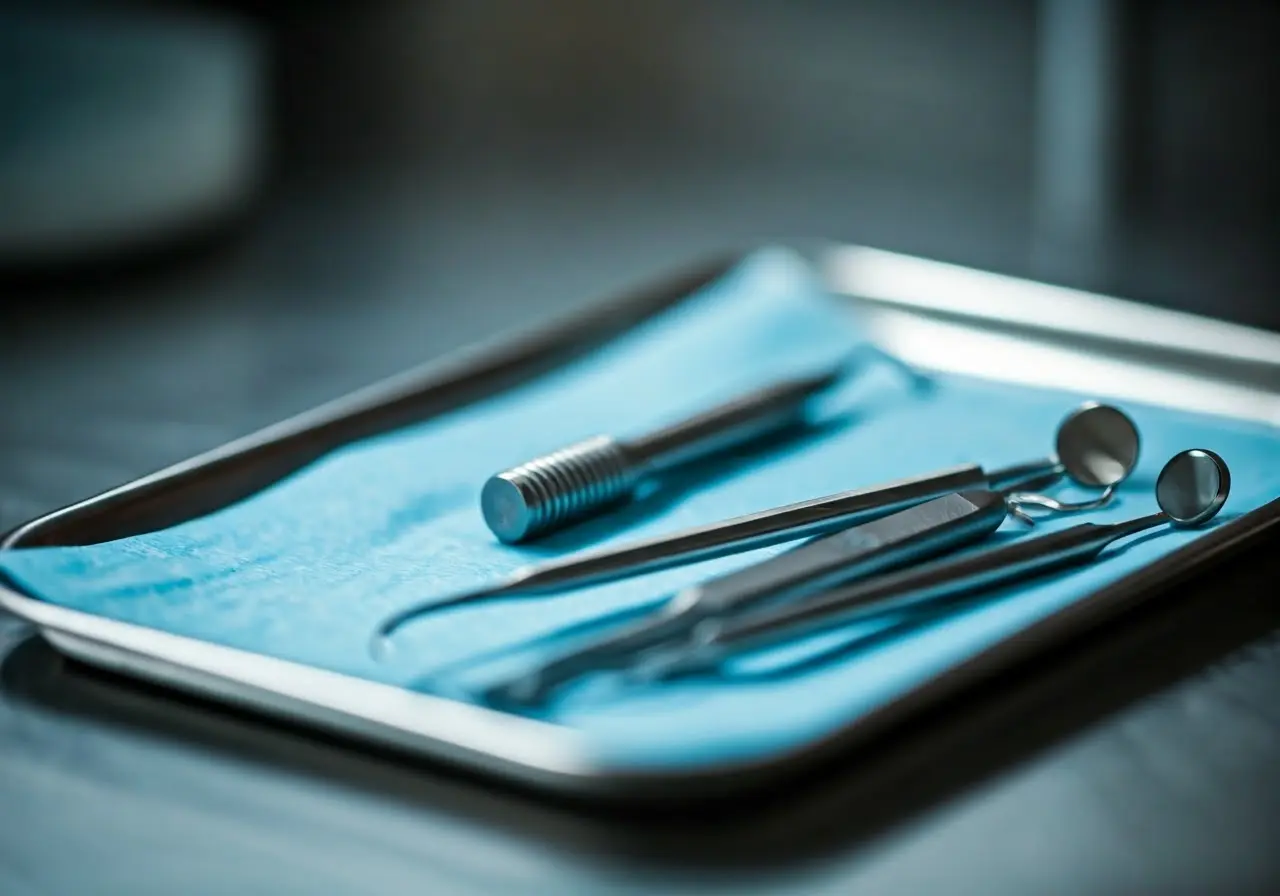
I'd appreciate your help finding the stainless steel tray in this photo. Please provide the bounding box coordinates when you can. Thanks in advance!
[4,243,1279,801]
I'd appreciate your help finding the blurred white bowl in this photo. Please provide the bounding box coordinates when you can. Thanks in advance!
[0,7,265,264]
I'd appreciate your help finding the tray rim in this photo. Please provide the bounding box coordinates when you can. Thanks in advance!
[4,242,1279,801]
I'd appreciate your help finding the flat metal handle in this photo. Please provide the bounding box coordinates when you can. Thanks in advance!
[524,462,995,592]
[688,489,1010,616]
[702,515,1167,663]
[487,489,1011,707]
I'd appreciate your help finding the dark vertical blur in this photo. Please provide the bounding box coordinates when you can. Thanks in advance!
[2,0,1278,327]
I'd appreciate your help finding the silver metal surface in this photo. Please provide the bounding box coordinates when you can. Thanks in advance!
[2,244,1277,798]
[825,245,1280,393]
[375,401,1135,643]
[481,365,844,543]
[487,490,1011,707]
[1054,402,1140,487]
[1002,485,1115,518]
[633,450,1233,683]
[375,462,989,643]
[493,472,1142,705]
[1156,449,1231,526]
[481,435,640,544]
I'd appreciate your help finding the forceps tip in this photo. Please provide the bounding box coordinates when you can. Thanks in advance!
[368,632,396,662]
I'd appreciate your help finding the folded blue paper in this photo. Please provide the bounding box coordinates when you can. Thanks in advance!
[4,248,1279,772]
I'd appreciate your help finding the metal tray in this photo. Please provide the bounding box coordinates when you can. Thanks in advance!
[4,243,1280,802]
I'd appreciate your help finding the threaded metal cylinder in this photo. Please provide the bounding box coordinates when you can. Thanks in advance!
[481,435,641,543]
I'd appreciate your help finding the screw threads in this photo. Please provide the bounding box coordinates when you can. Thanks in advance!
[481,436,640,543]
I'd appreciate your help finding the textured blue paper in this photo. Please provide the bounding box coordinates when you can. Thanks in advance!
[4,248,1279,772]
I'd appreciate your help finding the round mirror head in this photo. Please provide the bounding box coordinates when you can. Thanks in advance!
[1155,449,1230,526]
[1055,403,1141,488]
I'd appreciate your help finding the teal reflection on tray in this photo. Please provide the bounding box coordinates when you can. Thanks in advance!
[3,248,1279,772]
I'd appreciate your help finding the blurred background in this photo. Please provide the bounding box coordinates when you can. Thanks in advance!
[2,0,1279,523]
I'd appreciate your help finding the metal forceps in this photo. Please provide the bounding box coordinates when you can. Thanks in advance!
[372,402,1140,650]
[485,448,1229,707]
[481,466,1134,707]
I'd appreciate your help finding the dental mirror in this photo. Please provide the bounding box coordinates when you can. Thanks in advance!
[1055,402,1141,488]
[1155,448,1230,525]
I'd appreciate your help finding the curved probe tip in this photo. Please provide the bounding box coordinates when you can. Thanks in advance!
[369,585,504,652]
